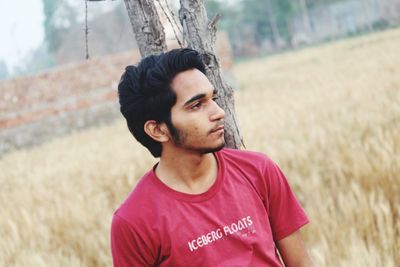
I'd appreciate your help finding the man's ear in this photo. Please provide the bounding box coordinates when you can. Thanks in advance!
[144,120,170,143]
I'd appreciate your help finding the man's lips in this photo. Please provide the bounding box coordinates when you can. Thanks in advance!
[210,125,224,134]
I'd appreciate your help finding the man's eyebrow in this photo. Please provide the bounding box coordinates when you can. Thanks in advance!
[183,89,217,106]
[184,93,206,106]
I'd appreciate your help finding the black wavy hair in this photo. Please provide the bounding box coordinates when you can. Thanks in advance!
[118,48,206,157]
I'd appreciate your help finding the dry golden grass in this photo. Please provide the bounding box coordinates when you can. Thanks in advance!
[1,28,399,266]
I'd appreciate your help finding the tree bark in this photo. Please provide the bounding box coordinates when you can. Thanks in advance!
[123,0,167,57]
[179,0,243,149]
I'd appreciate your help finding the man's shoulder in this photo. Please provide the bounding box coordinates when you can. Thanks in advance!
[113,169,159,223]
[219,148,274,166]
[220,147,267,157]
[218,148,280,184]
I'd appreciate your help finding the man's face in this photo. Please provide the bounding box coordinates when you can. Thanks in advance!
[167,68,225,154]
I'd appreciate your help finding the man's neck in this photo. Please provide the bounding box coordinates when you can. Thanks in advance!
[155,148,218,194]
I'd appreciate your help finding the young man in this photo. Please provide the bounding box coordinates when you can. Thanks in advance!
[111,48,313,266]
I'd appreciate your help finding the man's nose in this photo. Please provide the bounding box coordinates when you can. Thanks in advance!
[210,101,225,121]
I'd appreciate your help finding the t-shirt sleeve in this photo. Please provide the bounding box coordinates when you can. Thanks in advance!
[111,213,157,267]
[262,158,309,241]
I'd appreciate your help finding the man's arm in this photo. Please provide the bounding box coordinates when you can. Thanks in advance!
[276,230,314,267]
[111,214,155,267]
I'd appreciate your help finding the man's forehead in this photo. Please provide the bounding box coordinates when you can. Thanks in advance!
[171,69,214,100]
[171,68,207,86]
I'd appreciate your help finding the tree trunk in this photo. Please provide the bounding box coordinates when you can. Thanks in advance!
[298,0,313,37]
[361,0,374,32]
[265,0,280,48]
[123,0,243,149]
[123,0,167,57]
[179,0,243,149]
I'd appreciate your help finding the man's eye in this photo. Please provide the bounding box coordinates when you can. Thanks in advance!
[212,95,219,101]
[191,102,202,110]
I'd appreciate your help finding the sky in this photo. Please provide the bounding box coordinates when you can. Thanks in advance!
[0,0,122,74]
[0,0,44,71]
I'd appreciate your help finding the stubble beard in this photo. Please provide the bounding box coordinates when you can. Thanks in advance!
[168,123,225,154]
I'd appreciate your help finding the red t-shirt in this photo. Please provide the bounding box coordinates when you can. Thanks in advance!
[111,149,309,266]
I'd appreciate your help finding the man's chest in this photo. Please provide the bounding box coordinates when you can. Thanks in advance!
[154,179,278,266]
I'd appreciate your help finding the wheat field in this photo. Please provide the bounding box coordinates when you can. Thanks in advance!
[1,29,399,266]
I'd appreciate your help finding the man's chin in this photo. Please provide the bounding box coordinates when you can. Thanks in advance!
[200,142,225,154]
